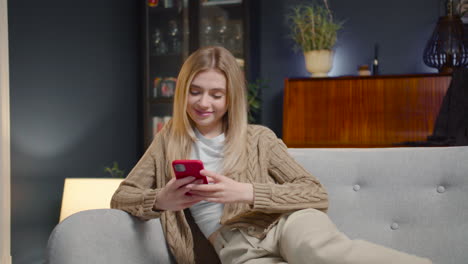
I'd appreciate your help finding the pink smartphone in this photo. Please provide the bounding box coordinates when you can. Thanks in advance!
[172,160,208,184]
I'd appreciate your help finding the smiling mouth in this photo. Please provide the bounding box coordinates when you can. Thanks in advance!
[194,109,213,116]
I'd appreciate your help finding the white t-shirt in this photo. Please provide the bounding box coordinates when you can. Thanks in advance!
[189,129,225,238]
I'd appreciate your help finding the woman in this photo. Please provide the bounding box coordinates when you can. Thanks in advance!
[111,46,432,264]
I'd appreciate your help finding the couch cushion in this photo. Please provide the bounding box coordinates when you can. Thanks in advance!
[288,147,468,264]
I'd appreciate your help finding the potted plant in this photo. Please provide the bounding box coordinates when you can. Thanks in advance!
[286,0,342,77]
[247,79,268,124]
[103,161,125,178]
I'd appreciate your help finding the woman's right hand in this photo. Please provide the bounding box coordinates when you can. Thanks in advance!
[153,176,204,211]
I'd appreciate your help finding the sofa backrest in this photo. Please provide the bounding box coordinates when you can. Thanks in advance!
[288,147,468,264]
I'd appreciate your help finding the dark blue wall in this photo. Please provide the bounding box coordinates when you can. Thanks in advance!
[259,0,444,136]
[8,1,141,263]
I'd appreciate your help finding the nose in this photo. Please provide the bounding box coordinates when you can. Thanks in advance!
[198,94,210,108]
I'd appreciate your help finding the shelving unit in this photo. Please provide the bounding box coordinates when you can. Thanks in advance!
[141,0,257,149]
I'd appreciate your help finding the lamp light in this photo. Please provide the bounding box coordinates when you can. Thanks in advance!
[423,0,468,73]
[59,178,123,222]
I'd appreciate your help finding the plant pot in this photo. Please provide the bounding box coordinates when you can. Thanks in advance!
[304,50,334,77]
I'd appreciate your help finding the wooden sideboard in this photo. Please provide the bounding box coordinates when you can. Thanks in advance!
[283,74,452,147]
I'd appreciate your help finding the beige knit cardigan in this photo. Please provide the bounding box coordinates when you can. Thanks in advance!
[111,124,328,264]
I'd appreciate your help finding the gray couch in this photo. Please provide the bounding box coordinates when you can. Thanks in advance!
[46,147,468,264]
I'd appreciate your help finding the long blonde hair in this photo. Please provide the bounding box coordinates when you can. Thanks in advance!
[166,46,248,176]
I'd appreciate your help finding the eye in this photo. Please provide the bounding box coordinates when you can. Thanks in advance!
[212,94,223,99]
[189,89,200,95]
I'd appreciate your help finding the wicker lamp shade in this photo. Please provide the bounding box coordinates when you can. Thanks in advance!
[423,0,468,73]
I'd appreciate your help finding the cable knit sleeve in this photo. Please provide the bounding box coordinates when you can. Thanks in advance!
[252,130,329,213]
[110,136,166,221]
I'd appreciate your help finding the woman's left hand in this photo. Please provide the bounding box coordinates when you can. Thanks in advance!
[186,170,254,204]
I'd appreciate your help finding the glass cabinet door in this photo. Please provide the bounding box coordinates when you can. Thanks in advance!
[199,0,244,68]
[142,0,253,149]
[144,0,188,147]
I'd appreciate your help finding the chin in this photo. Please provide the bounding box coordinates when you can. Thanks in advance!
[196,120,215,128]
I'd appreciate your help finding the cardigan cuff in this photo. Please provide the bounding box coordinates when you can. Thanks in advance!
[253,183,273,210]
[141,188,164,218]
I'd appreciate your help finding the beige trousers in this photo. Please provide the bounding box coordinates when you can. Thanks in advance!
[212,209,433,264]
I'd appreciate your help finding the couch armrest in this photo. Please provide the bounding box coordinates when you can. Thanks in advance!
[45,209,175,264]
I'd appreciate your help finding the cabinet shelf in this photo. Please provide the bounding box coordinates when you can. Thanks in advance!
[201,0,242,7]
[149,54,182,60]
[148,6,181,15]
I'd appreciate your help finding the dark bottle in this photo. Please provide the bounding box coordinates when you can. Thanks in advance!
[372,43,379,75]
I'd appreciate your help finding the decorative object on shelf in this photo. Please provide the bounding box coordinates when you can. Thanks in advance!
[286,0,343,77]
[152,28,168,56]
[148,0,159,8]
[358,65,371,76]
[164,0,174,8]
[200,16,243,57]
[372,43,379,75]
[168,20,181,54]
[201,18,215,47]
[423,0,468,73]
[153,77,162,97]
[153,77,176,98]
[161,77,176,97]
[303,50,334,77]
[214,14,229,46]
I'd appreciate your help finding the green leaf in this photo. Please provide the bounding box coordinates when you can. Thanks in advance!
[103,161,125,178]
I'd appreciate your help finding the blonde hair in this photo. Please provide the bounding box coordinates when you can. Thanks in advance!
[166,46,248,176]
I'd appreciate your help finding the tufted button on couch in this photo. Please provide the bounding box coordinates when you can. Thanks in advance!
[46,147,468,264]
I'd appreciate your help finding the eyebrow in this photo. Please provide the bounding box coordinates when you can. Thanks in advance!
[190,84,226,92]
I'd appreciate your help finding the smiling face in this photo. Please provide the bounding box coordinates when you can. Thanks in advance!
[186,69,228,138]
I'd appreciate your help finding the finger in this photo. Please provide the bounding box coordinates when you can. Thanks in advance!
[200,169,218,178]
[180,181,209,197]
[187,191,213,197]
[165,177,176,186]
[200,170,227,183]
[194,179,205,185]
[169,184,192,199]
[177,185,195,197]
[188,193,207,199]
[183,194,204,203]
[173,176,196,188]
[183,179,204,189]
[164,178,178,191]
[205,176,216,183]
[186,183,220,192]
